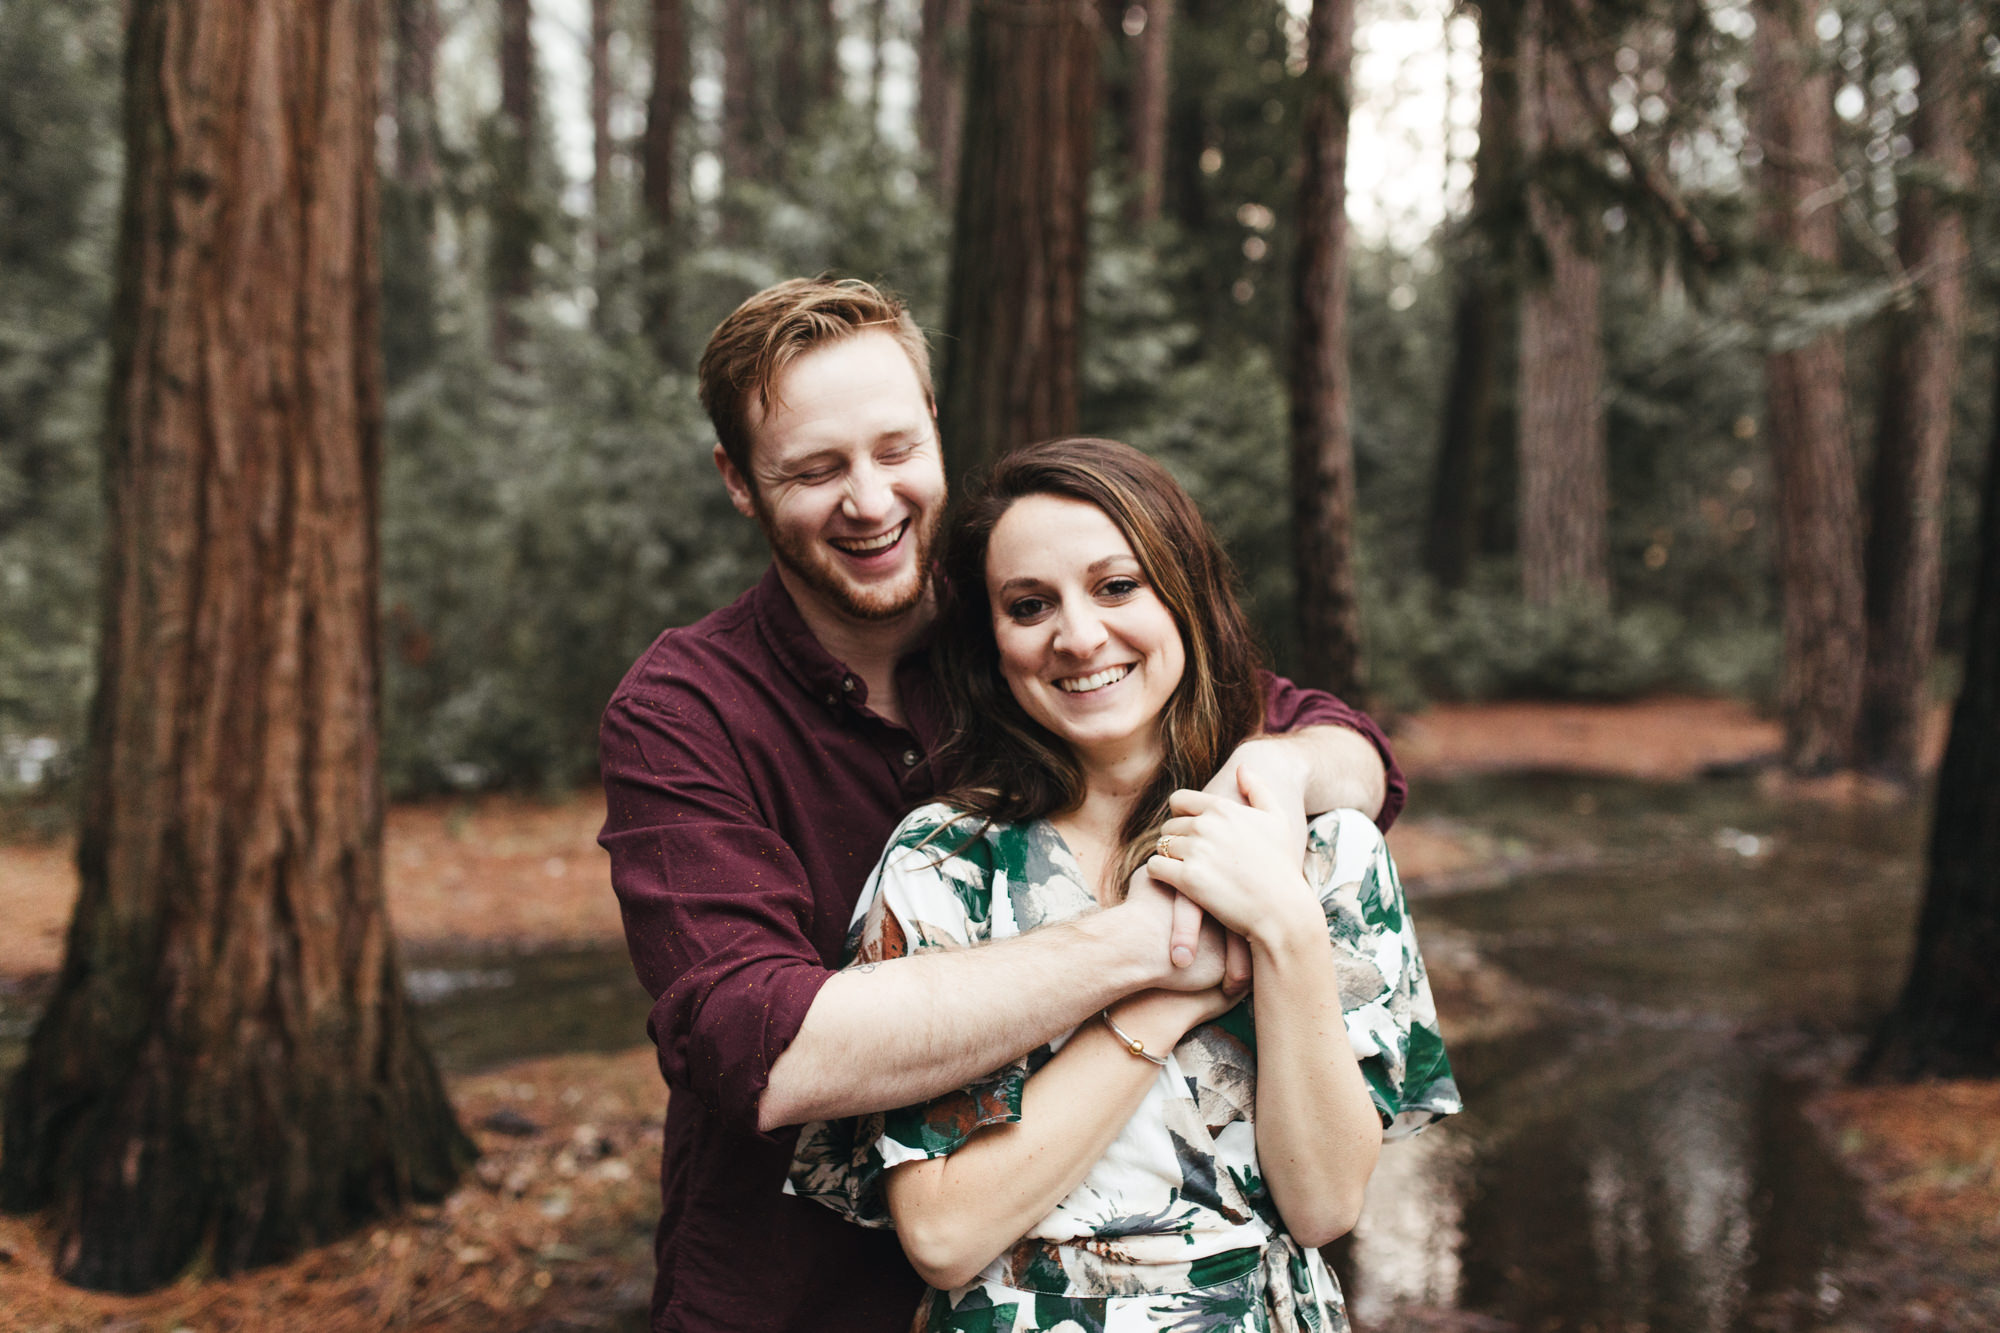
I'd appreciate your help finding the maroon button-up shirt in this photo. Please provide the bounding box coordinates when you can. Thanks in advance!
[598,566,1405,1333]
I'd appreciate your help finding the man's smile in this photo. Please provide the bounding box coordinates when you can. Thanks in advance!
[828,520,909,558]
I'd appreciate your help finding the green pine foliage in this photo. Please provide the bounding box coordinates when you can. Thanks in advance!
[0,0,119,803]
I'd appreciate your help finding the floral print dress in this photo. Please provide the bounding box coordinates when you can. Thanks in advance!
[788,805,1461,1333]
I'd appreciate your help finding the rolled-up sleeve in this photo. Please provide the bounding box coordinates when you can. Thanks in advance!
[1260,672,1407,831]
[599,690,834,1133]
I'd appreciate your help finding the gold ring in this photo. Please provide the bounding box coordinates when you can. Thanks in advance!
[1155,833,1175,859]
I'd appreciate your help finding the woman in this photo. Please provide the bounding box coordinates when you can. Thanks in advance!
[790,438,1458,1330]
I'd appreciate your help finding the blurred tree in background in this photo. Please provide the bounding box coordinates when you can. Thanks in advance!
[0,0,1995,813]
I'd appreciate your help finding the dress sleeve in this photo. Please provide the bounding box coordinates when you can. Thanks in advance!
[1260,671,1408,831]
[785,807,1029,1229]
[1305,809,1462,1139]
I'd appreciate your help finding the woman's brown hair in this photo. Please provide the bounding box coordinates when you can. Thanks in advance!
[933,438,1267,893]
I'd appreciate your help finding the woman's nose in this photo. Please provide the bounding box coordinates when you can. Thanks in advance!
[1052,603,1108,657]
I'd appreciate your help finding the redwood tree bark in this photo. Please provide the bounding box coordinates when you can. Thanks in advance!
[1855,337,2000,1081]
[1289,0,1364,700]
[1516,0,1609,606]
[1425,0,1519,591]
[939,0,1098,480]
[641,0,686,357]
[1755,0,1864,774]
[1858,3,1980,782]
[492,0,539,352]
[1126,0,1175,224]
[0,0,471,1291]
[919,0,972,201]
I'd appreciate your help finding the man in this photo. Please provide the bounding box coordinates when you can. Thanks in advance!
[599,277,1404,1331]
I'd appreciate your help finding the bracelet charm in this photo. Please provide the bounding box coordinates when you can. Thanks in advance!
[1100,1009,1169,1066]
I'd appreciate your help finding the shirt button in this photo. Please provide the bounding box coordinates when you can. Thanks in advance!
[901,749,920,768]
[841,676,856,693]
[825,693,839,707]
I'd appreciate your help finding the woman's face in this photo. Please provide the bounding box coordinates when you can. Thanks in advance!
[984,493,1186,769]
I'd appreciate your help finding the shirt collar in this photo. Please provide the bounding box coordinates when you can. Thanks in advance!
[751,565,854,708]
[750,564,946,736]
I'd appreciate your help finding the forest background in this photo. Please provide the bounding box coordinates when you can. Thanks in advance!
[1,0,1999,1322]
[4,0,1993,812]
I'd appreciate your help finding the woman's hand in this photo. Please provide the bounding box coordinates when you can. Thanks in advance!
[1145,767,1325,951]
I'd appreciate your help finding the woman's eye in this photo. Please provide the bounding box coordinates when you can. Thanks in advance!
[1099,577,1141,600]
[1005,597,1050,622]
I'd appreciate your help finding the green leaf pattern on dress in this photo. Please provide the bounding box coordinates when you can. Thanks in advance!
[788,805,1461,1331]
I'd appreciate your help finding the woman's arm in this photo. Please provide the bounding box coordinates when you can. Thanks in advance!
[1242,911,1383,1245]
[885,980,1231,1290]
[1145,772,1386,1246]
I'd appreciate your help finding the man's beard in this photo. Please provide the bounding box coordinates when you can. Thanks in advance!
[756,501,942,623]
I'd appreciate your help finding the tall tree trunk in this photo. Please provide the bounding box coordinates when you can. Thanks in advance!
[1855,337,2000,1081]
[0,0,471,1291]
[1857,3,1980,782]
[939,0,1098,480]
[492,0,539,353]
[392,0,440,197]
[1516,0,1609,606]
[1126,0,1174,224]
[1425,0,1519,591]
[641,0,685,359]
[776,0,808,144]
[815,0,841,107]
[919,0,971,201]
[720,0,757,193]
[1755,0,1863,774]
[867,0,889,147]
[591,0,614,306]
[1289,0,1364,700]
[385,0,443,379]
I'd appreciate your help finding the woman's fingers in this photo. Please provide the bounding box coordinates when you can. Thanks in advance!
[1167,788,1228,818]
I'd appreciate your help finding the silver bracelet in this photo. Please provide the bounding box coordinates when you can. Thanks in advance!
[1100,1009,1168,1066]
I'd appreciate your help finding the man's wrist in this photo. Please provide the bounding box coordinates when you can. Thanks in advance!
[1076,901,1169,994]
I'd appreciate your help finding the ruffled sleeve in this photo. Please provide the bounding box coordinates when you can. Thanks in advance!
[1307,808,1462,1139]
[785,805,1028,1227]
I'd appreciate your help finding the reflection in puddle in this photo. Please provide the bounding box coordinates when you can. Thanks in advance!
[1350,1124,1472,1316]
[1342,775,1912,1332]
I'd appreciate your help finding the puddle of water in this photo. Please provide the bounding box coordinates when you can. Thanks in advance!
[0,945,649,1082]
[1342,775,1923,1332]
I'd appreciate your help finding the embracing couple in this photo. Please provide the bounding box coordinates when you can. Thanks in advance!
[599,277,1460,1333]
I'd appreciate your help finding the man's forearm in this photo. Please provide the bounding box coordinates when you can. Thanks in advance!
[757,909,1165,1132]
[1218,726,1387,823]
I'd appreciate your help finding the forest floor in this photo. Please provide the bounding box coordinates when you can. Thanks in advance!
[0,694,1991,1331]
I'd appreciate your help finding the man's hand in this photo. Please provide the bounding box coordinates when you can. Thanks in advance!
[1120,863,1228,992]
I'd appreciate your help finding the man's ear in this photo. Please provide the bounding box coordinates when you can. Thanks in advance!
[714,443,758,519]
